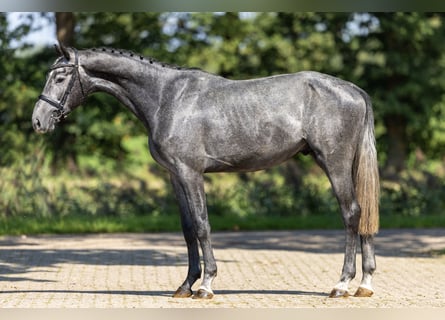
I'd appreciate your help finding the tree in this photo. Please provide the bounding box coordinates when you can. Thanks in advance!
[0,13,52,166]
[44,13,167,172]
[351,13,445,177]
[168,13,351,79]
[169,12,445,177]
[56,12,75,46]
[49,12,78,172]
[4,12,445,178]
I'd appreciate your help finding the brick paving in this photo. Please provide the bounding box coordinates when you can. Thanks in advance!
[0,229,444,308]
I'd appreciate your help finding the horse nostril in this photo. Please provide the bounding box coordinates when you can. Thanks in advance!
[34,118,41,129]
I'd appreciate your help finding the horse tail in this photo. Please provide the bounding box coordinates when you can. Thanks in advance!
[354,91,380,235]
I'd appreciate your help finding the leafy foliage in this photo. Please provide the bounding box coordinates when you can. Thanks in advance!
[2,13,445,233]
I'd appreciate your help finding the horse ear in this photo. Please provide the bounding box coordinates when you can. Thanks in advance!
[54,44,63,56]
[54,43,71,60]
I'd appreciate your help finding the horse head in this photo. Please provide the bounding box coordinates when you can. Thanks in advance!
[32,44,86,133]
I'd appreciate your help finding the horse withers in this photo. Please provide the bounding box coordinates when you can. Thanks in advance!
[32,45,379,299]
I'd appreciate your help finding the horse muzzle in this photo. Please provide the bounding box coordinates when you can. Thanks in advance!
[32,116,56,134]
[32,102,58,134]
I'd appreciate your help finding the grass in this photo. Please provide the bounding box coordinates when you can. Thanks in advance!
[0,215,180,236]
[0,214,337,236]
[1,212,444,236]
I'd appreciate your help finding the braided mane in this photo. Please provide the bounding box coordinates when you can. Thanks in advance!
[88,47,201,72]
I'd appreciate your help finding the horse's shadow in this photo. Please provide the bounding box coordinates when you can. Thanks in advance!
[0,247,189,283]
[0,288,327,298]
[1,229,443,285]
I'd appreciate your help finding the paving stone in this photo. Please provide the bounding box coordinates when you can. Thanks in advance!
[0,229,444,307]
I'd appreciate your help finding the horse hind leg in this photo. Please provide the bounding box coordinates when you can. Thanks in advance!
[354,234,376,297]
[329,190,360,298]
[322,162,376,298]
[311,151,360,298]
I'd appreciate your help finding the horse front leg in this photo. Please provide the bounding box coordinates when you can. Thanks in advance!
[170,169,217,299]
[329,193,376,298]
[171,174,201,298]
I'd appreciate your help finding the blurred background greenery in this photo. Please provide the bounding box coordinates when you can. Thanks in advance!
[1,12,445,234]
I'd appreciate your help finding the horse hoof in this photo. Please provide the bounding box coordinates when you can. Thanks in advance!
[329,288,349,298]
[172,287,193,298]
[192,288,214,299]
[354,287,374,297]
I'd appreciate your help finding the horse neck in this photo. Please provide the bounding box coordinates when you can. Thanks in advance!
[80,49,178,128]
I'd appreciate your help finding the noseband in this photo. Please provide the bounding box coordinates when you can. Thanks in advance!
[38,48,85,121]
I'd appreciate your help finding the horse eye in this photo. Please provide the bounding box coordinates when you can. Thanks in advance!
[55,76,65,83]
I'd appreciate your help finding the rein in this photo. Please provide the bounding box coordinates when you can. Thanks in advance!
[38,48,85,121]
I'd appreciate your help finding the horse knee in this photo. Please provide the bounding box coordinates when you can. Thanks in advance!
[194,219,211,239]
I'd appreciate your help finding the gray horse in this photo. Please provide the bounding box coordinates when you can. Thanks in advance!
[32,46,379,299]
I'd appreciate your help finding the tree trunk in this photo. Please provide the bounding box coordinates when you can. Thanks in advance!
[52,12,77,173]
[383,115,408,179]
[55,12,75,46]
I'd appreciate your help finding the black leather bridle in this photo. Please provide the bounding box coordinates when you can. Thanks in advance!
[38,48,85,121]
